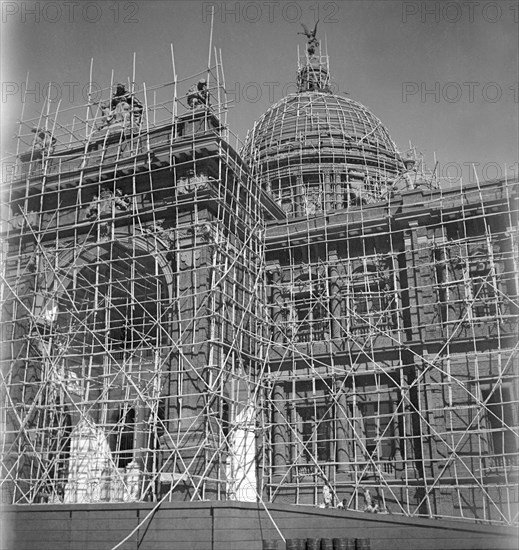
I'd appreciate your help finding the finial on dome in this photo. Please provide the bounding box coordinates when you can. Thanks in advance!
[296,20,331,93]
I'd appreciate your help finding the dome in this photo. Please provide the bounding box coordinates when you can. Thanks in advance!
[242,88,406,218]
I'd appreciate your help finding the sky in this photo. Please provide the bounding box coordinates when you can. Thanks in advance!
[1,0,518,185]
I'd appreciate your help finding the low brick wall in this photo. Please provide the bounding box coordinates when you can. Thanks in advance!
[1,501,517,550]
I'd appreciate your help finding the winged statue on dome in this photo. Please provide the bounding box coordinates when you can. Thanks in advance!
[298,20,320,57]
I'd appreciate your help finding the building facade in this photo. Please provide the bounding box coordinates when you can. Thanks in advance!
[1,41,517,526]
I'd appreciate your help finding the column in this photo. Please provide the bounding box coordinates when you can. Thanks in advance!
[329,251,343,340]
[268,262,283,344]
[272,382,288,476]
[133,399,148,470]
[333,170,343,209]
[336,385,351,474]
[295,173,303,216]
[392,394,404,475]
[324,170,333,211]
[401,378,419,480]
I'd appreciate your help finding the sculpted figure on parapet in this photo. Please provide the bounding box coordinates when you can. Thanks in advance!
[97,83,143,129]
[362,487,380,513]
[28,127,56,157]
[187,79,210,109]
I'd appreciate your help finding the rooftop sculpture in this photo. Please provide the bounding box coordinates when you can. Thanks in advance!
[298,20,320,56]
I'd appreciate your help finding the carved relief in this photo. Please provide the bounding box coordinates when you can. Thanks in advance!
[83,187,131,221]
[196,222,216,243]
[177,173,210,195]
[164,230,177,249]
[179,249,201,268]
[9,209,38,230]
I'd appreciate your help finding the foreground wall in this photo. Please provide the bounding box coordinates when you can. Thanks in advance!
[1,502,517,550]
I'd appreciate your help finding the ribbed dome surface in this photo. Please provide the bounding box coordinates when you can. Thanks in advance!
[242,91,405,217]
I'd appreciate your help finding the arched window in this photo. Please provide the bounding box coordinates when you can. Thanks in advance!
[55,240,167,367]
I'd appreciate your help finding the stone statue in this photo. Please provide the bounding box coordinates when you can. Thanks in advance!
[362,487,380,513]
[298,20,320,56]
[100,83,143,126]
[31,128,56,156]
[322,483,333,508]
[187,78,210,109]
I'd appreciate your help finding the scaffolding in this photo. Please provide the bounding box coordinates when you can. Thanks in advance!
[240,46,519,525]
[0,35,518,530]
[0,48,274,506]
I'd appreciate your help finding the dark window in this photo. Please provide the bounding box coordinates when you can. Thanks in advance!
[481,386,517,466]
[354,286,387,316]
[222,400,230,439]
[358,401,394,460]
[433,248,448,324]
[470,259,497,318]
[294,292,328,342]
[115,407,135,468]
[441,250,465,320]
[297,403,332,463]
[352,273,394,333]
